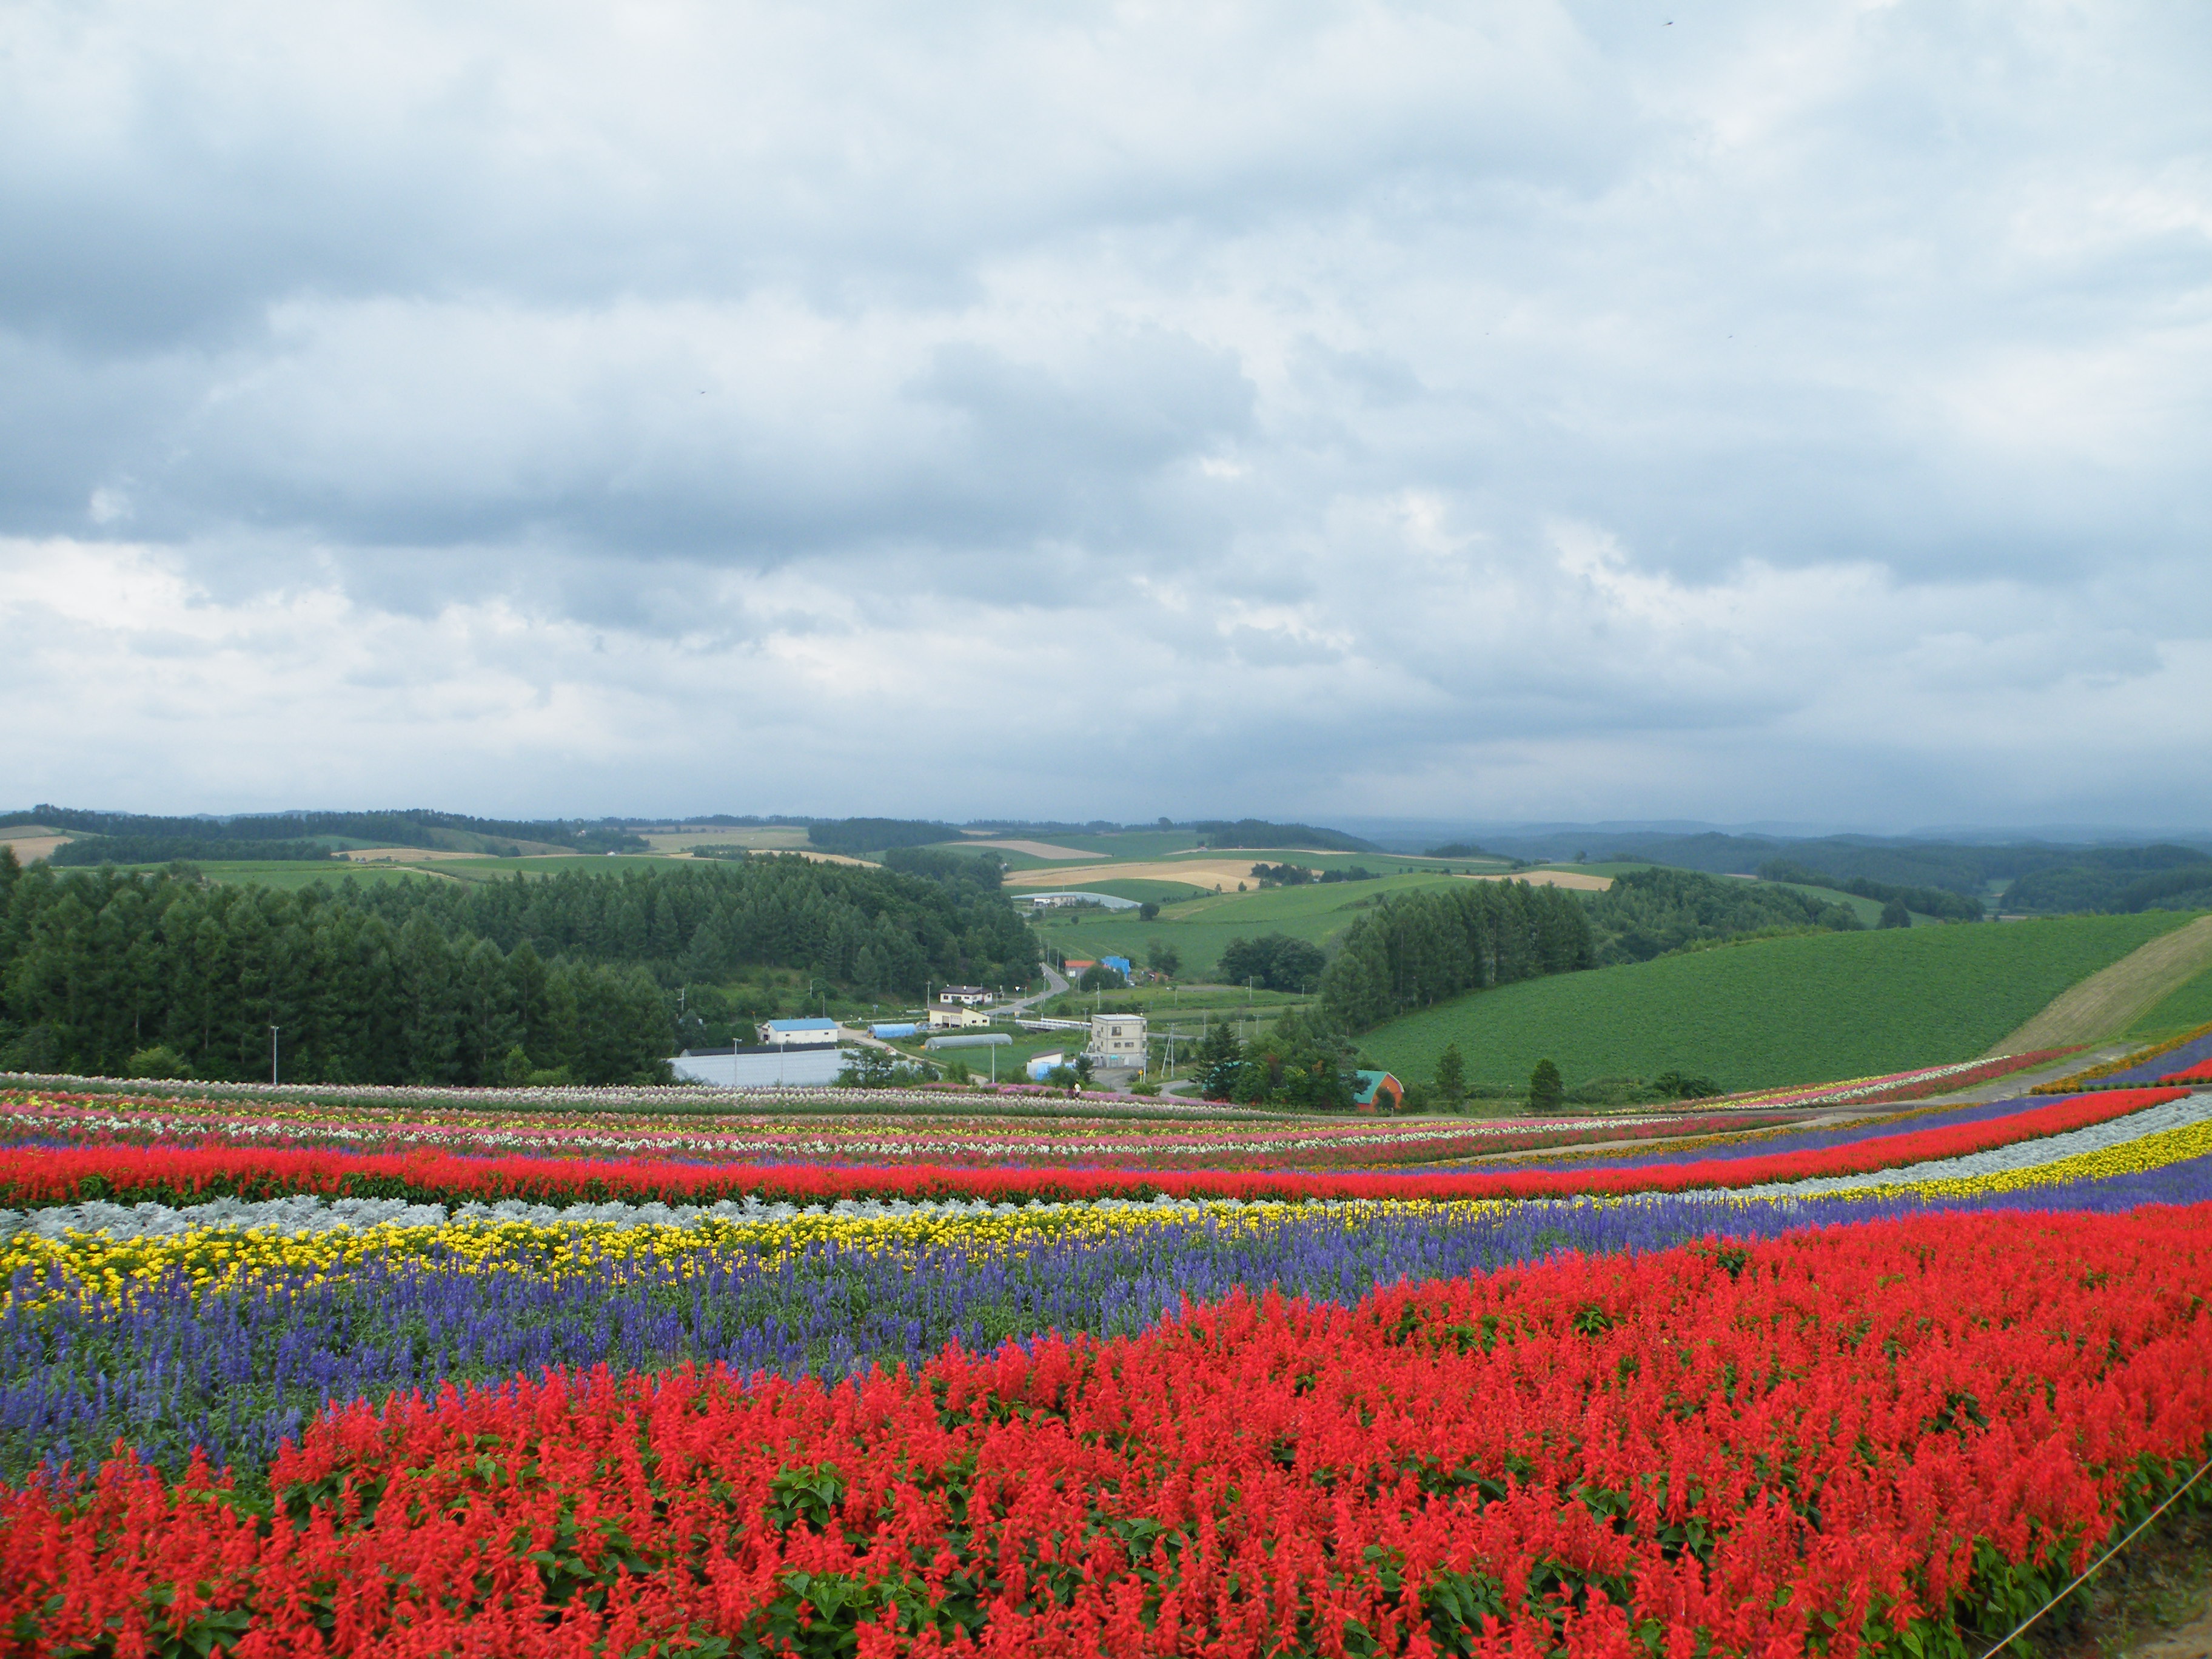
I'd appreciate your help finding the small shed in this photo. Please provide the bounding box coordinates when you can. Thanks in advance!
[1352,1070,1404,1116]
[760,1017,839,1048]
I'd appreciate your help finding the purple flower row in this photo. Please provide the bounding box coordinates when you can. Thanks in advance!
[9,1155,2212,1490]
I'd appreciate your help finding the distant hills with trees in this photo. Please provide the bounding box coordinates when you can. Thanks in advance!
[0,849,1036,1085]
[7,805,647,860]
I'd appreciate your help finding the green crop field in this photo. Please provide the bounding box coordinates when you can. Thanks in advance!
[1759,879,1964,929]
[1034,872,1467,980]
[2126,960,2212,1039]
[1760,880,1888,928]
[1357,912,2190,1092]
[82,860,443,891]
[1066,879,1213,903]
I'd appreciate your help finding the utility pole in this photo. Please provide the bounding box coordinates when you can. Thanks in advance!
[268,1025,281,1086]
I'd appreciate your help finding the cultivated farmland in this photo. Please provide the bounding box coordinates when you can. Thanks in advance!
[1358,911,2191,1090]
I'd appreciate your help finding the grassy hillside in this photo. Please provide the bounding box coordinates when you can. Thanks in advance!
[119,860,445,891]
[2126,959,2212,1039]
[1035,873,1466,979]
[1993,914,2212,1051]
[1358,913,2189,1091]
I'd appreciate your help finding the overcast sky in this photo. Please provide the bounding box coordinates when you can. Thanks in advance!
[3,1,2208,830]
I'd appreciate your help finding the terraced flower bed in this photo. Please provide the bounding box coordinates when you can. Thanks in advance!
[7,1207,2212,1655]
[0,1089,1806,1172]
[3,1079,2210,1655]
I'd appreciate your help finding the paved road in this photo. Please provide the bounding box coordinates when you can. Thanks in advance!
[1008,962,1070,1013]
[837,962,1070,1051]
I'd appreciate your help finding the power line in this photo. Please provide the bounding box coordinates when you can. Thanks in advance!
[1980,1451,2212,1658]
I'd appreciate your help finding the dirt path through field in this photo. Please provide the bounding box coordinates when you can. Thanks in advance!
[1990,915,2212,1054]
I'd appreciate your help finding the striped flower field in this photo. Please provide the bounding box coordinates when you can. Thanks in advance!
[1,1076,2210,1655]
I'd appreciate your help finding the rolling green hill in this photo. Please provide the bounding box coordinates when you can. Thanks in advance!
[1357,913,2189,1091]
[2126,962,2212,1039]
[1034,873,1466,979]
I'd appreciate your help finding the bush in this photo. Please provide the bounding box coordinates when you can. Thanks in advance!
[1529,1058,1565,1113]
[1563,1075,1652,1107]
[124,1045,188,1080]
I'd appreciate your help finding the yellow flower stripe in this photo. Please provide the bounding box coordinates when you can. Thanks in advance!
[2,1199,1391,1308]
[9,1113,2207,1312]
[1840,1116,2212,1201]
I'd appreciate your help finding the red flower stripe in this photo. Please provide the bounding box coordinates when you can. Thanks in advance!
[4,1208,2210,1655]
[2159,1060,2212,1084]
[0,1089,2185,1210]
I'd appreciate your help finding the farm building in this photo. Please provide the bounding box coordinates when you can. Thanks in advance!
[936,985,991,1006]
[671,1045,845,1089]
[1087,1012,1147,1070]
[929,1005,991,1030]
[923,1033,1012,1051]
[1352,1070,1405,1115]
[759,1017,839,1048]
[1025,891,1141,911]
[868,1022,919,1039]
[1026,1050,1067,1081]
[1063,959,1099,977]
[1101,955,1133,980]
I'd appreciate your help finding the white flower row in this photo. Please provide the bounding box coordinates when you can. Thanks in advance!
[0,1189,1237,1244]
[1737,1094,2212,1198]
[0,1071,1261,1120]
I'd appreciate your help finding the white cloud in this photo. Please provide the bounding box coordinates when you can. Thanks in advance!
[1,1,2208,826]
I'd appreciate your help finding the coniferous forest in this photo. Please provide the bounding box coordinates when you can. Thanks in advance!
[0,854,1038,1085]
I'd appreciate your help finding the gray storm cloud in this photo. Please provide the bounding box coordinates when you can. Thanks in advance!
[1,0,2208,825]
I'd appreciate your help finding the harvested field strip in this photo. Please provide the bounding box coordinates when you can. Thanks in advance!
[950,839,1098,859]
[1993,914,2212,1053]
[1007,858,1298,889]
[1459,868,1614,891]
